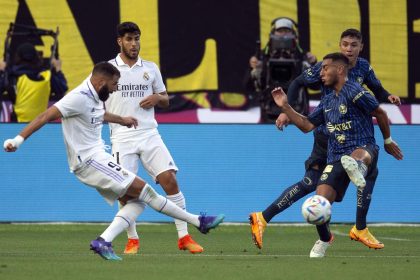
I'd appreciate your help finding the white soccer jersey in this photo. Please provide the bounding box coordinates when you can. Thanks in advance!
[106,54,166,142]
[54,79,106,171]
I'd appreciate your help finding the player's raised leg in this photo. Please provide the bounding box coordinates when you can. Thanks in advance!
[91,176,224,260]
[249,168,320,249]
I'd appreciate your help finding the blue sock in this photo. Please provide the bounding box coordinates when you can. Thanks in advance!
[262,169,320,222]
[356,168,377,230]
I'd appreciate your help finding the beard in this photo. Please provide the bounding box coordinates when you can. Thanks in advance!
[98,85,110,101]
[122,46,139,60]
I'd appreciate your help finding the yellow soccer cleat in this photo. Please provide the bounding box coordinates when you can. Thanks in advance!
[178,234,204,254]
[124,238,140,254]
[249,212,267,249]
[349,225,384,249]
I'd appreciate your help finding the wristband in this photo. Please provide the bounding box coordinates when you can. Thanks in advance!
[3,135,24,149]
[7,135,24,149]
[384,137,393,145]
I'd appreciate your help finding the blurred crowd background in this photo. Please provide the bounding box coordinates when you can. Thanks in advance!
[1,0,419,123]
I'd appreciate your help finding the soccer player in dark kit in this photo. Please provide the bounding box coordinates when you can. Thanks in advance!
[270,53,402,257]
[250,29,401,250]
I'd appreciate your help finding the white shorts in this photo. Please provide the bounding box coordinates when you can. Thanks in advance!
[74,152,136,205]
[111,130,178,181]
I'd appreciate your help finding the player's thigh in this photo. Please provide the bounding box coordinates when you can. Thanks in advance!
[318,161,350,202]
[112,141,140,174]
[301,167,323,193]
[75,152,136,205]
[140,134,178,180]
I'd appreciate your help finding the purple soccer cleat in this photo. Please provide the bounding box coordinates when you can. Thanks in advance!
[90,237,122,261]
[198,214,225,234]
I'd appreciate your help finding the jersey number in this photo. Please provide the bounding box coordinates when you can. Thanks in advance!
[108,161,122,171]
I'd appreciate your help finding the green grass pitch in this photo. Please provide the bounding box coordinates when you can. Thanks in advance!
[0,224,419,280]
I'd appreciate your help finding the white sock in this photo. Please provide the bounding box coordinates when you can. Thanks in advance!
[100,201,139,242]
[118,200,145,239]
[167,192,188,238]
[139,184,200,227]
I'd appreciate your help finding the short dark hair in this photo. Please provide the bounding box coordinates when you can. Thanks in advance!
[92,62,120,77]
[340,28,363,42]
[117,22,141,37]
[323,52,350,67]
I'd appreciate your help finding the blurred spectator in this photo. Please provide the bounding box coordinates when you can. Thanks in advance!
[0,42,68,122]
[244,18,317,122]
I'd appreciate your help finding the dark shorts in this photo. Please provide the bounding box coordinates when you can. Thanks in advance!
[317,143,379,202]
[305,128,328,171]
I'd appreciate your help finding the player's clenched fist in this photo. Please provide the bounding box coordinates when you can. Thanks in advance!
[3,135,24,152]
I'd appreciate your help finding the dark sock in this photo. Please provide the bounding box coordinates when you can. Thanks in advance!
[316,222,331,242]
[356,168,377,230]
[262,181,309,222]
[262,169,320,222]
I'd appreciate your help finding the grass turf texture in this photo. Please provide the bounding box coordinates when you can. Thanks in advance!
[0,224,419,280]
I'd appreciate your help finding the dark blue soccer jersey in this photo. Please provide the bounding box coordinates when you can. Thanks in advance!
[308,80,379,163]
[301,57,388,101]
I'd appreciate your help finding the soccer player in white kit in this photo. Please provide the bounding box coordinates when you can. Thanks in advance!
[105,22,204,254]
[3,62,224,261]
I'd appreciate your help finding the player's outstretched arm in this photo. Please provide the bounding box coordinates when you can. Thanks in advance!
[3,106,63,152]
[271,87,315,133]
[371,106,403,160]
[104,112,138,128]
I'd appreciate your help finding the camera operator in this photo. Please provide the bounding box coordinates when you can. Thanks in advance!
[0,42,68,122]
[245,18,317,122]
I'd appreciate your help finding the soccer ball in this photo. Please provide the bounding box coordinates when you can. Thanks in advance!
[301,195,331,225]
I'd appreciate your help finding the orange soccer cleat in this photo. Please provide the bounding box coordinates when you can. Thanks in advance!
[178,234,204,254]
[349,225,384,249]
[123,238,140,254]
[249,212,267,249]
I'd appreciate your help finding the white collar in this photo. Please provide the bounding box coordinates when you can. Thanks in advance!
[115,53,143,67]
[86,78,100,103]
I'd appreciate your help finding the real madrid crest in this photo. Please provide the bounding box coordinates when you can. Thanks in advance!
[143,72,150,81]
[339,104,347,114]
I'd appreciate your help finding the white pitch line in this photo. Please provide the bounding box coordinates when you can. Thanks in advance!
[331,230,415,241]
[126,253,420,259]
[1,252,419,259]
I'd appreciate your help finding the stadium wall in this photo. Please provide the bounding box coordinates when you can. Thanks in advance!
[1,124,419,223]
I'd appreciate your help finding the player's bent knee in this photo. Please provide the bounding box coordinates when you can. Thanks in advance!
[125,177,147,198]
[316,184,336,203]
[157,170,179,194]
